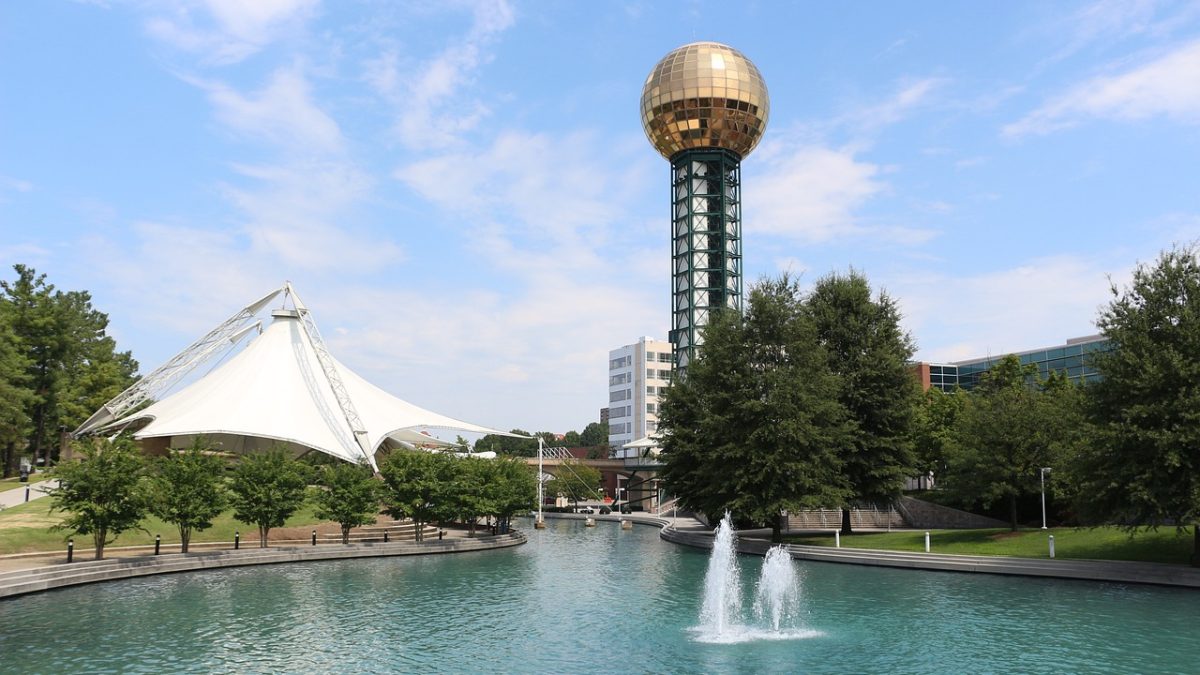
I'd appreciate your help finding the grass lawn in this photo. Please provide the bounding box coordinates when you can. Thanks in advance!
[784,526,1196,565]
[0,499,332,555]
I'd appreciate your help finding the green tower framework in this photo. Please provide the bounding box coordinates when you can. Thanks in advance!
[640,41,769,373]
[668,148,742,370]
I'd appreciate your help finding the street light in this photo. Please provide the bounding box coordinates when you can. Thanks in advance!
[1040,467,1052,530]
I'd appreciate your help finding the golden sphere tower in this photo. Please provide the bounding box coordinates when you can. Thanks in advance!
[640,42,770,371]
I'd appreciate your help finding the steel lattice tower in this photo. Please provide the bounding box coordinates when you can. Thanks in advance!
[641,42,769,371]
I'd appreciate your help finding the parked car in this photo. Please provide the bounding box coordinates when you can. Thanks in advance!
[576,506,596,514]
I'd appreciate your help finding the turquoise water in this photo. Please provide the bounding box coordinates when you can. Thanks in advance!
[2,519,1198,674]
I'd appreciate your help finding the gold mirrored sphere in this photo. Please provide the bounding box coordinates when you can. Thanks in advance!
[640,41,770,160]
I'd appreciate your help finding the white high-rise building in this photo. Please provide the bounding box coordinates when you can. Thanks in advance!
[607,337,674,458]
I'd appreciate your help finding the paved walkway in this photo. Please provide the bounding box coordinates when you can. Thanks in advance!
[0,479,57,508]
[658,521,1200,589]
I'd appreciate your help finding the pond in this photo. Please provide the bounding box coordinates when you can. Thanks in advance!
[1,518,1197,674]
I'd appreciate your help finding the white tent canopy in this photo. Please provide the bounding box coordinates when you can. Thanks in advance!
[97,286,521,471]
[623,435,662,449]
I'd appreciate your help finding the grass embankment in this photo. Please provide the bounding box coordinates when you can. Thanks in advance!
[784,526,1195,565]
[0,499,331,555]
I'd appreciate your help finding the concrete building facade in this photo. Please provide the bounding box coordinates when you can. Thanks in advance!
[607,337,674,456]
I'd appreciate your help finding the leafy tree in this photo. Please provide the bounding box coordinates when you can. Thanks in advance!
[489,457,537,532]
[804,270,919,534]
[943,356,1077,530]
[474,429,537,457]
[0,302,32,477]
[313,462,380,544]
[379,450,444,542]
[0,265,137,470]
[659,276,851,542]
[909,386,964,484]
[545,459,601,508]
[562,430,583,447]
[148,439,227,553]
[1076,245,1200,566]
[454,457,493,535]
[229,449,310,548]
[579,422,609,447]
[49,436,148,560]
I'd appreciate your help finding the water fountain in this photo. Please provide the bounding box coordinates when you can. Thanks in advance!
[693,513,821,643]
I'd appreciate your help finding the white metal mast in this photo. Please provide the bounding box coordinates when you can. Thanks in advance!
[74,287,282,436]
[284,283,376,470]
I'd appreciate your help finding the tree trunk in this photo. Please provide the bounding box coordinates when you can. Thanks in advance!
[771,518,782,544]
[1009,494,1019,532]
[258,525,268,548]
[93,529,106,560]
[2,442,13,478]
[180,526,191,553]
[840,508,853,535]
[1192,525,1199,568]
[342,524,351,545]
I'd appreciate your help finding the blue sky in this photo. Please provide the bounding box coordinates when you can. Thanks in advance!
[3,1,1199,435]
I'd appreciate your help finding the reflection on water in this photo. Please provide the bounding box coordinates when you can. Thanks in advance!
[0,518,1198,674]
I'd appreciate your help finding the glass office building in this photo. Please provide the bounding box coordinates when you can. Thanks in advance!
[918,334,1109,392]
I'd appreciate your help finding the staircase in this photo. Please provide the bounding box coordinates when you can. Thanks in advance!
[785,506,905,531]
[320,520,441,543]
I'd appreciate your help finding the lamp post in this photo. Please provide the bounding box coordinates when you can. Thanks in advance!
[1040,467,1052,530]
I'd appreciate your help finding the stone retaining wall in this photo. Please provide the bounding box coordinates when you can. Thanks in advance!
[0,532,526,600]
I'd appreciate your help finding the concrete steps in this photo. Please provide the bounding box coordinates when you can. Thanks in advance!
[0,532,527,600]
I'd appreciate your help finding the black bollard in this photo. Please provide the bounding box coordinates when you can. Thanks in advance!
[312,530,317,546]
[383,531,389,543]
[234,531,240,550]
[154,534,161,556]
[67,539,74,563]
[25,486,30,502]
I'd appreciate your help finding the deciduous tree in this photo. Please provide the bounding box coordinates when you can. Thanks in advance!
[1077,245,1200,565]
[148,439,227,553]
[313,462,379,544]
[49,436,148,560]
[659,276,851,541]
[803,270,919,534]
[229,450,309,548]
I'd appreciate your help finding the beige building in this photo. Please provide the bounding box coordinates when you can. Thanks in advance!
[607,337,673,457]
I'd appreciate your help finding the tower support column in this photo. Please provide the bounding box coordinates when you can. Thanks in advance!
[668,148,743,371]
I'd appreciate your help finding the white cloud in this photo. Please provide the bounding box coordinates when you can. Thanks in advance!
[897,255,1117,362]
[221,160,400,273]
[0,175,33,193]
[145,0,317,65]
[1006,39,1200,137]
[745,144,884,242]
[396,129,653,271]
[367,0,516,149]
[194,66,343,153]
[843,78,946,132]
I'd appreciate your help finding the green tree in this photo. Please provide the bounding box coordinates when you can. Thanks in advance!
[0,265,137,470]
[489,457,537,532]
[909,386,964,484]
[474,429,537,457]
[379,450,443,542]
[313,462,380,544]
[944,356,1076,530]
[229,449,310,548]
[579,422,609,447]
[49,436,148,560]
[0,301,32,477]
[804,270,919,534]
[454,457,492,535]
[148,439,227,553]
[659,276,851,541]
[545,459,601,508]
[1077,245,1200,566]
[562,430,583,447]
